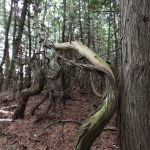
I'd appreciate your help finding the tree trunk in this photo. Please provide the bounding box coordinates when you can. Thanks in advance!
[13,68,45,119]
[4,0,28,89]
[119,0,150,150]
[78,0,83,43]
[62,0,67,42]
[25,7,32,88]
[51,41,116,149]
[1,0,13,68]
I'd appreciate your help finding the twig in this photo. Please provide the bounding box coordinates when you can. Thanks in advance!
[90,71,102,98]
[33,120,81,138]
[42,120,81,132]
[112,144,120,150]
[103,126,117,131]
[100,48,121,57]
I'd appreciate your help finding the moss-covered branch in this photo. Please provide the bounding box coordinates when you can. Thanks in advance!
[53,41,117,150]
[13,68,45,119]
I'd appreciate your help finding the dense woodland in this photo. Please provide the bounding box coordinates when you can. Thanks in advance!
[0,0,149,150]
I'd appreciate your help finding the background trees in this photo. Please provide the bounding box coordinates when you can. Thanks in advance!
[0,0,119,89]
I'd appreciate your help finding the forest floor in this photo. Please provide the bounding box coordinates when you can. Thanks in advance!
[0,90,117,150]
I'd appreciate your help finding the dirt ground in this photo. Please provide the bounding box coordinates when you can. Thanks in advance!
[0,90,117,150]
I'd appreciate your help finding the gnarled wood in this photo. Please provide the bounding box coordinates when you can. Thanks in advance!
[13,68,45,119]
[51,41,117,150]
[54,41,115,82]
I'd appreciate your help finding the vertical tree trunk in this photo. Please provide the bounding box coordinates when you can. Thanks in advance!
[62,0,67,42]
[4,0,28,89]
[26,6,32,88]
[18,47,23,91]
[1,0,13,69]
[107,0,112,62]
[119,0,150,150]
[78,0,83,43]
[87,9,91,47]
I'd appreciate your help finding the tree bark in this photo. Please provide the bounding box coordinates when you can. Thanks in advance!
[119,0,150,150]
[4,0,28,89]
[51,41,116,149]
[62,0,67,42]
[0,0,13,68]
[13,68,45,119]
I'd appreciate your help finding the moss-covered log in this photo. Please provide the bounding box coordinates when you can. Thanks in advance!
[13,68,45,119]
[53,41,117,150]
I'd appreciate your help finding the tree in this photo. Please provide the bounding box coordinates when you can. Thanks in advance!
[73,0,150,149]
[119,0,150,150]
[4,0,28,89]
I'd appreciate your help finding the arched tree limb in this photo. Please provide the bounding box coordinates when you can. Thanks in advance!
[54,41,115,82]
[52,41,117,150]
[13,68,45,119]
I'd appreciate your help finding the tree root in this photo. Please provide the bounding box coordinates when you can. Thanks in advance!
[34,90,55,123]
[31,92,49,116]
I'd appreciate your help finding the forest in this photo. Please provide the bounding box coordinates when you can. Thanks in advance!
[0,0,149,150]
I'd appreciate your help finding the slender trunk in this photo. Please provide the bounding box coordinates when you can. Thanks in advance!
[87,9,91,47]
[1,0,13,75]
[79,0,83,43]
[19,47,23,91]
[62,0,67,42]
[4,0,28,89]
[27,6,32,88]
[107,1,112,62]
[1,0,13,67]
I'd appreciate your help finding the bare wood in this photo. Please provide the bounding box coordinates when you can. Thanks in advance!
[0,110,14,114]
[0,119,12,122]
[1,105,18,111]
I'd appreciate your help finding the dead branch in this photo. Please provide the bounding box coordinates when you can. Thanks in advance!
[0,119,12,122]
[1,105,18,111]
[0,110,14,115]
[90,71,102,97]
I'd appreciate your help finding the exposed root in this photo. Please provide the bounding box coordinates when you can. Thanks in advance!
[34,90,55,123]
[31,92,49,116]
